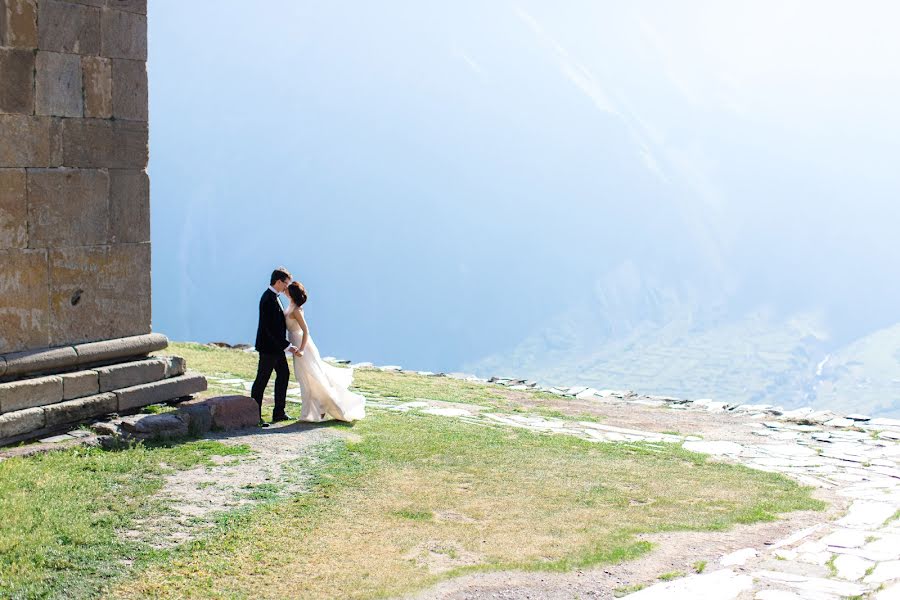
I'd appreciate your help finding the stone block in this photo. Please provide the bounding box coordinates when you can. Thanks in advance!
[62,370,99,400]
[0,406,44,439]
[176,402,212,435]
[107,169,149,243]
[100,8,145,60]
[74,332,167,364]
[206,395,259,430]
[95,358,165,392]
[0,0,37,48]
[1,345,76,378]
[82,56,112,118]
[49,243,150,345]
[0,115,63,168]
[38,0,100,55]
[0,48,34,114]
[61,118,147,168]
[120,412,188,438]
[0,375,63,413]
[43,392,115,427]
[162,355,186,378]
[35,52,83,117]
[0,356,6,377]
[0,169,27,249]
[115,372,207,412]
[178,395,258,433]
[0,249,49,354]
[106,0,145,15]
[27,168,109,247]
[111,58,146,121]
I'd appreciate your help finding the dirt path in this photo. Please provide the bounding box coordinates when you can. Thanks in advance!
[122,420,344,548]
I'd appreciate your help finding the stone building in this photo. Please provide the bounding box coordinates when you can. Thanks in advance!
[0,0,205,444]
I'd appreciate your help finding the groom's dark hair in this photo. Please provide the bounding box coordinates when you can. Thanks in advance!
[270,267,292,286]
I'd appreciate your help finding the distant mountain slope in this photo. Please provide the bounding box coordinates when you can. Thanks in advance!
[468,265,900,417]
[811,323,900,417]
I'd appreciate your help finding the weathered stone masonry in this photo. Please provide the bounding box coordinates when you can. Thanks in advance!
[0,0,205,444]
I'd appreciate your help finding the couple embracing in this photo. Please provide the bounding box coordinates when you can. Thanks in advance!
[250,267,366,426]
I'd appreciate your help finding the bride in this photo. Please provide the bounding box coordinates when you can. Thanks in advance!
[284,281,366,422]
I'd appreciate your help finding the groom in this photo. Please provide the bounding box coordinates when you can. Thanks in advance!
[251,267,301,425]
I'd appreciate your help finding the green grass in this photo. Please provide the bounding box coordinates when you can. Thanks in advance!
[826,554,838,577]
[658,570,685,581]
[614,583,648,597]
[692,560,707,573]
[393,508,434,521]
[242,483,284,501]
[0,440,250,599]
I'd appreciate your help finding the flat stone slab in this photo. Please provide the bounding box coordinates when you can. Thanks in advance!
[119,413,188,439]
[837,501,897,529]
[0,375,62,412]
[865,560,900,584]
[115,372,206,412]
[753,570,867,597]
[44,393,116,428]
[771,525,825,549]
[833,553,873,581]
[721,547,758,566]
[755,591,805,600]
[95,358,166,392]
[0,407,44,439]
[38,433,75,444]
[61,370,99,400]
[820,529,868,549]
[628,569,753,599]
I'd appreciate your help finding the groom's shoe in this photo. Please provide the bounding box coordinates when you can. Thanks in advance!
[271,413,294,424]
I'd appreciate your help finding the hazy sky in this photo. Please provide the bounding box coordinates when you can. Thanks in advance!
[149,1,900,375]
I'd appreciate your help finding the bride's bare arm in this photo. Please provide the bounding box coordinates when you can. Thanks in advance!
[293,308,310,353]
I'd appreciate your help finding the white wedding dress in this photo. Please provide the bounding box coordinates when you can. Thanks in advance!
[285,304,366,422]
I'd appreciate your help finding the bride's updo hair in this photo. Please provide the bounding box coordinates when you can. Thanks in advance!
[288,281,307,307]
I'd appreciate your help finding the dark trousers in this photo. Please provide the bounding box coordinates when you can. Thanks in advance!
[251,351,290,419]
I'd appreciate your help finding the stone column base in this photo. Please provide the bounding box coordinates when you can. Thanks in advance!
[0,334,207,446]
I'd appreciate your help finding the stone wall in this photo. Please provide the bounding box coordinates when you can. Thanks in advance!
[0,0,150,355]
[0,1,208,446]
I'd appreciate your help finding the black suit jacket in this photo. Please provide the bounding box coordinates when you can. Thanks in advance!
[255,289,289,354]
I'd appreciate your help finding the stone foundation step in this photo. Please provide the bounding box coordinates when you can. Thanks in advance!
[0,333,169,380]
[0,370,205,447]
[0,356,185,414]
[115,372,206,412]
